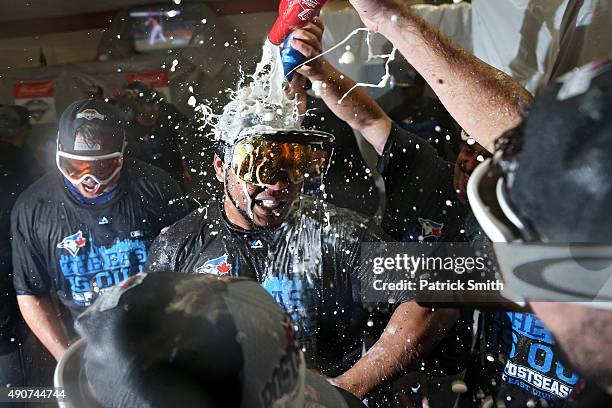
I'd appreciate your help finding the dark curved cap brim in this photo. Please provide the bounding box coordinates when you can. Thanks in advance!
[57,341,365,407]
[54,339,104,408]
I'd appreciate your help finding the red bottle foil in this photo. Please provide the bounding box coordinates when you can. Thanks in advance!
[268,0,328,45]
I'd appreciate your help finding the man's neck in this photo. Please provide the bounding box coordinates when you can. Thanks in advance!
[223,196,254,231]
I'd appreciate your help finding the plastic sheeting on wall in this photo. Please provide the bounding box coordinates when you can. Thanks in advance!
[470,0,612,93]
[321,0,612,94]
[320,2,472,98]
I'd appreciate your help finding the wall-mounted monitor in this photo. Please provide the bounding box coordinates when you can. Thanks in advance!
[129,4,200,52]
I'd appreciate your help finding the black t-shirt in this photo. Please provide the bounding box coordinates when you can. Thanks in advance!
[0,141,43,354]
[125,104,188,184]
[375,124,473,380]
[466,311,583,408]
[461,218,586,408]
[302,97,380,218]
[146,196,410,376]
[378,123,467,243]
[377,89,462,162]
[11,158,188,317]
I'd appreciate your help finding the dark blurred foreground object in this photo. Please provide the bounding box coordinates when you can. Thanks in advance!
[55,273,366,408]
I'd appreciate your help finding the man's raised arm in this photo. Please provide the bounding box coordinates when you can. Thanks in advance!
[346,0,532,152]
[293,18,392,155]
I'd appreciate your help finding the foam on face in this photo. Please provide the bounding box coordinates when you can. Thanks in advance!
[210,40,303,145]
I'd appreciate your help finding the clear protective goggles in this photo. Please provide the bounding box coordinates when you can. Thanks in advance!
[227,135,323,187]
[56,149,124,186]
[467,156,612,310]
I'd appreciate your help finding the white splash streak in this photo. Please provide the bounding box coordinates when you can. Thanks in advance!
[286,27,397,104]
[338,31,397,105]
[286,27,371,78]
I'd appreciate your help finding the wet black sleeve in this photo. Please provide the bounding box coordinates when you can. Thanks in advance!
[10,199,51,296]
[136,162,189,227]
[377,122,456,240]
[146,206,205,274]
[157,175,189,225]
[145,226,180,273]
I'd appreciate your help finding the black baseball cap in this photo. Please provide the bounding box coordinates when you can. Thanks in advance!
[58,99,125,157]
[55,273,364,408]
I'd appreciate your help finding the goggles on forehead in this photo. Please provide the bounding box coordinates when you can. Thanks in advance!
[56,149,124,186]
[468,155,612,310]
[226,133,329,187]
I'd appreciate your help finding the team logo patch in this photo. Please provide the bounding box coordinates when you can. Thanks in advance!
[281,317,296,346]
[250,239,264,249]
[99,216,109,225]
[130,230,144,238]
[24,99,49,122]
[195,254,232,275]
[57,230,88,257]
[76,109,106,121]
[418,218,444,239]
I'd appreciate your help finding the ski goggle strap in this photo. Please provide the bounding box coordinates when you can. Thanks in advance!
[56,150,124,186]
[228,136,319,186]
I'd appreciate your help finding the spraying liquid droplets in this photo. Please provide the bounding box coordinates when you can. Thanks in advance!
[198,40,303,146]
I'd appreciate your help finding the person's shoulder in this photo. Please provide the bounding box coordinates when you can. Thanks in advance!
[298,196,382,237]
[159,200,220,240]
[14,172,61,205]
[12,172,63,219]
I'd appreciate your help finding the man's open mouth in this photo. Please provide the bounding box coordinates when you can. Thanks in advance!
[253,199,286,215]
[81,179,102,195]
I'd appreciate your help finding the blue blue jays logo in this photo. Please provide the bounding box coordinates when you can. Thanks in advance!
[195,254,232,275]
[57,230,88,257]
[418,218,444,239]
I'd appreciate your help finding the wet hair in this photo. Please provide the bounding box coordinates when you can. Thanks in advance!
[74,123,106,148]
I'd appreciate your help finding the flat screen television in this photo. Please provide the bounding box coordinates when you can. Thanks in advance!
[129,4,200,52]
